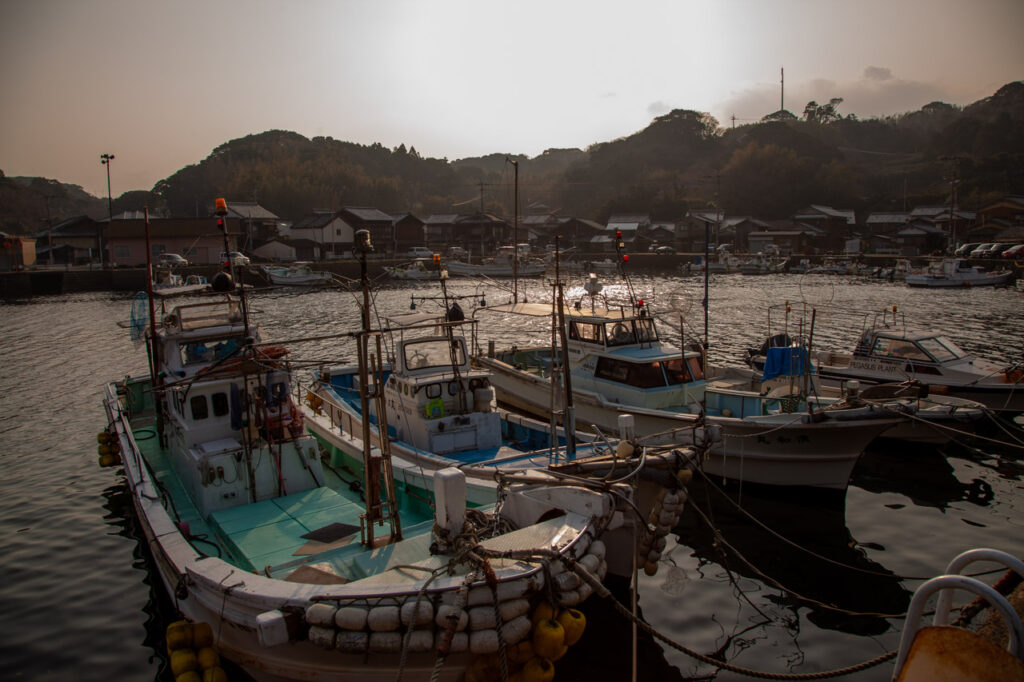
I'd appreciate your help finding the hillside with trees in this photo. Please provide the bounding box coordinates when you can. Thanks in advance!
[3,82,1021,235]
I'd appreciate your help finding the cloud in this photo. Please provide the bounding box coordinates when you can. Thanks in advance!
[647,100,672,117]
[864,66,892,82]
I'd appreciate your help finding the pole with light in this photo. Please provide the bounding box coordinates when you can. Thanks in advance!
[100,153,115,266]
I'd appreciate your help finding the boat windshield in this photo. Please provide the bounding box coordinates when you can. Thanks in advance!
[179,336,244,365]
[870,336,930,361]
[918,336,964,362]
[403,338,466,370]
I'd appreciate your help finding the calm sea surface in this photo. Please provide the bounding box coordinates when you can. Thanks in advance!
[1,273,1022,681]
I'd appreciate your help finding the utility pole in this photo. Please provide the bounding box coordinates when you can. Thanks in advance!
[507,157,519,302]
[100,153,115,267]
[940,156,961,252]
[780,67,784,112]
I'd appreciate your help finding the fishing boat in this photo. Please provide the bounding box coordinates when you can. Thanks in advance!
[473,276,908,490]
[302,258,703,512]
[905,257,1014,288]
[747,307,1024,414]
[737,253,787,275]
[262,262,335,286]
[153,266,210,294]
[99,213,670,682]
[445,246,547,278]
[383,258,437,280]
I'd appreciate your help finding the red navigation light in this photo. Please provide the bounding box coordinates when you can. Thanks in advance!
[615,230,622,239]
[622,254,629,262]
[216,218,225,230]
[215,197,227,216]
[637,298,644,307]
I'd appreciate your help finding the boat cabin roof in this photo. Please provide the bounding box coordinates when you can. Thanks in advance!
[163,299,244,334]
[489,301,640,322]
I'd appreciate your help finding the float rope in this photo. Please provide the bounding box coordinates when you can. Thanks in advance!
[568,560,899,680]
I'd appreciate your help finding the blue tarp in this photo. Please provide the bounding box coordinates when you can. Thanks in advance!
[762,346,811,381]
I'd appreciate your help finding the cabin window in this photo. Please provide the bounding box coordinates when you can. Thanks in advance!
[448,380,461,396]
[605,322,637,346]
[664,358,694,384]
[872,337,928,360]
[687,356,705,381]
[179,336,242,365]
[211,392,229,417]
[403,338,466,370]
[918,337,962,362]
[190,395,209,420]
[595,358,667,388]
[425,384,442,399]
[568,321,604,344]
[636,319,658,342]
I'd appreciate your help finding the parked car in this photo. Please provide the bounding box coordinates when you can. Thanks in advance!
[969,243,996,258]
[406,246,434,259]
[653,245,675,255]
[954,242,982,257]
[999,243,1024,259]
[157,253,189,267]
[446,246,468,261]
[221,251,250,266]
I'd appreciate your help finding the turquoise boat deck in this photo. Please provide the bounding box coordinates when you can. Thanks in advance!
[131,418,435,581]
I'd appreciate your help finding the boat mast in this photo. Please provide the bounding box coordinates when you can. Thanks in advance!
[508,157,519,303]
[555,277,576,459]
[143,207,166,445]
[354,229,401,546]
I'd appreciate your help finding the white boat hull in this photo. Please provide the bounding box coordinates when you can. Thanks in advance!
[477,357,898,489]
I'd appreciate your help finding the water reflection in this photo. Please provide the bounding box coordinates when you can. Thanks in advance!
[673,476,910,637]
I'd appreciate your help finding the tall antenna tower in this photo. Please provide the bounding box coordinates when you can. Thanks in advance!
[780,67,785,112]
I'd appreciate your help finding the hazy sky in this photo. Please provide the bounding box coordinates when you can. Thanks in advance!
[2,0,1022,198]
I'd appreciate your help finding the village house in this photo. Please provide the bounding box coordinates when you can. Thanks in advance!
[390,213,426,254]
[35,215,104,265]
[105,217,241,265]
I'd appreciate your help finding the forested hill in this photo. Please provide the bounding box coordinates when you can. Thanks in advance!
[4,81,1022,234]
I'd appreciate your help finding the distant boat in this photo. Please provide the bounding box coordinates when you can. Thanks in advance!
[905,258,1014,288]
[262,262,334,286]
[383,258,437,280]
[445,246,546,278]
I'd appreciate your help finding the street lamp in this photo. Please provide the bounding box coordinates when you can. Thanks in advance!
[100,153,115,266]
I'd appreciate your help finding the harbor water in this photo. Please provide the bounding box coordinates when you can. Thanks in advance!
[1,273,1022,681]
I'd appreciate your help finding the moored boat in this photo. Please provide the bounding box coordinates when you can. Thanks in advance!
[474,277,907,490]
[99,213,679,682]
[262,262,335,286]
[905,257,1014,288]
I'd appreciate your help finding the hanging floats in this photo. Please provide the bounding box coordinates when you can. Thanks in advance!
[165,620,228,682]
[97,430,121,468]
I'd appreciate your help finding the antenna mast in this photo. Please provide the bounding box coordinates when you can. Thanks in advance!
[781,67,785,112]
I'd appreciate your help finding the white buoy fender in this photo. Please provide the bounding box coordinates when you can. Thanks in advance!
[468,606,497,630]
[335,631,369,653]
[555,571,582,592]
[558,589,581,607]
[501,615,532,644]
[406,630,435,652]
[499,598,530,622]
[466,579,529,606]
[435,604,468,631]
[335,606,369,631]
[367,605,401,632]
[436,630,468,653]
[468,629,500,654]
[579,553,601,574]
[401,600,434,627]
[308,626,337,649]
[305,603,337,627]
[588,540,606,560]
[368,631,403,654]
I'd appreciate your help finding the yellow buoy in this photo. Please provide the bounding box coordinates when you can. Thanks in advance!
[98,454,118,468]
[175,671,202,682]
[557,608,586,646]
[549,643,569,661]
[507,639,535,664]
[530,601,556,627]
[97,432,110,444]
[201,665,228,682]
[531,619,565,661]
[196,647,219,670]
[166,620,193,651]
[192,621,214,649]
[98,443,112,456]
[170,648,198,676]
[522,657,555,682]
